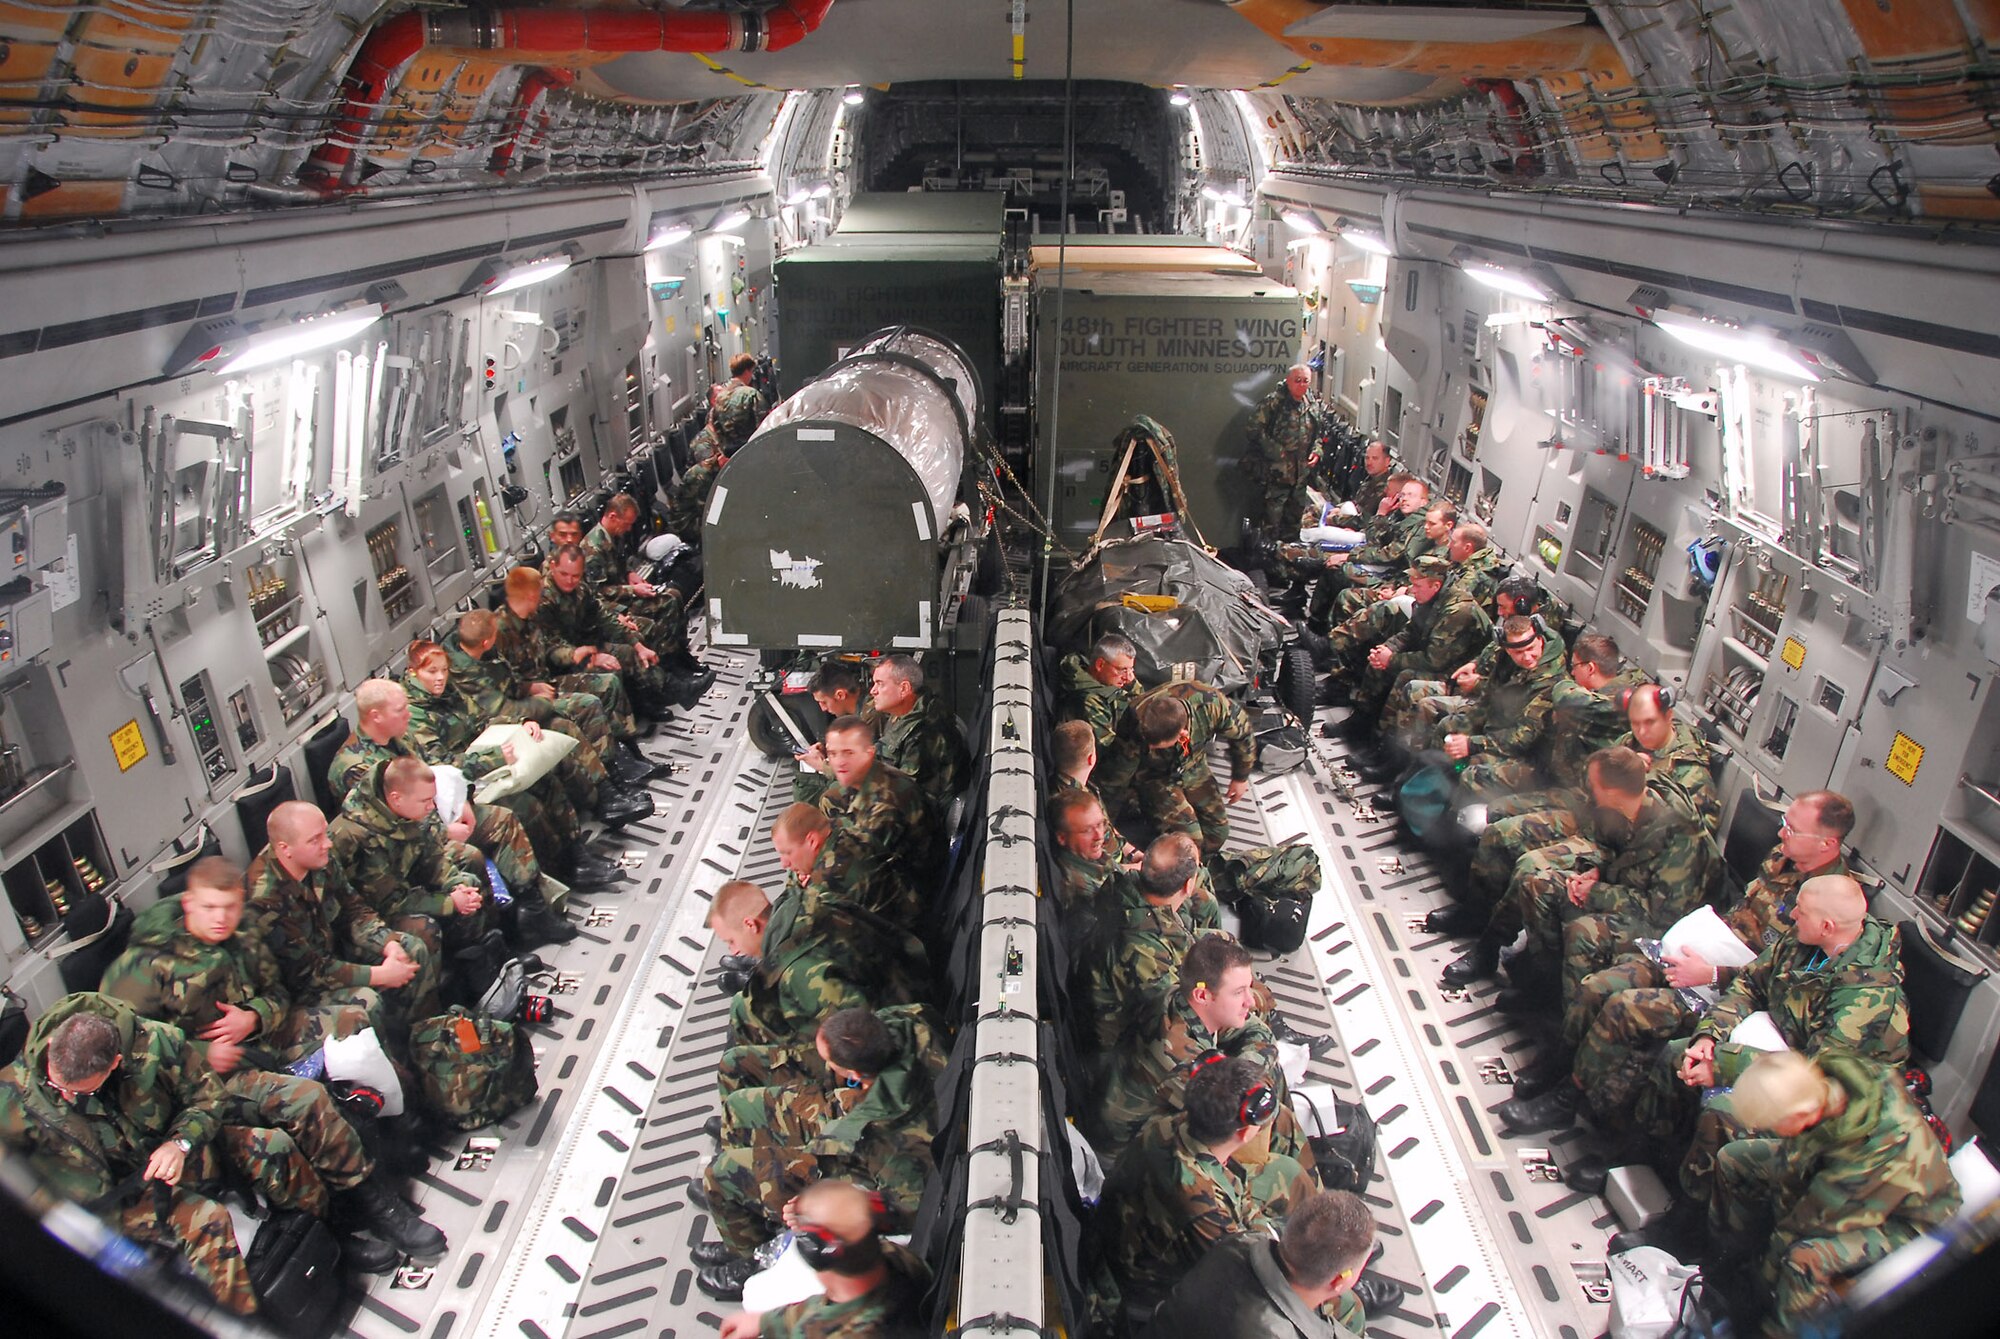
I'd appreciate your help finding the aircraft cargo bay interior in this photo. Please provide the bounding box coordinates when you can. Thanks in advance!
[1,3,1999,1338]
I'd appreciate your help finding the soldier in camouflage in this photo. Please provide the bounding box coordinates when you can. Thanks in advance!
[695,1006,941,1299]
[1049,720,1139,865]
[248,800,441,1032]
[497,565,643,741]
[333,676,621,899]
[1099,679,1255,855]
[1096,1055,1299,1324]
[1083,834,1215,1051]
[1709,1050,1956,1336]
[455,607,666,789]
[104,856,338,1069]
[1375,575,1559,753]
[1243,365,1329,542]
[582,493,682,626]
[1095,933,1313,1172]
[767,805,933,999]
[789,659,866,807]
[814,716,940,925]
[329,756,493,975]
[714,1179,930,1339]
[1451,746,1717,1007]
[861,654,970,808]
[540,545,694,717]
[1302,476,1429,633]
[1324,553,1491,731]
[1659,873,1909,1211]
[711,878,920,1053]
[664,444,727,549]
[1434,613,1568,797]
[690,375,767,463]
[1345,438,1397,517]
[1323,494,1457,627]
[1054,632,1138,756]
[0,994,444,1309]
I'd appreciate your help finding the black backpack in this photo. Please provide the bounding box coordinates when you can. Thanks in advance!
[245,1209,343,1339]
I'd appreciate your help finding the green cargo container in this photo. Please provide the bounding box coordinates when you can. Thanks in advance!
[1034,263,1299,558]
[774,193,1004,415]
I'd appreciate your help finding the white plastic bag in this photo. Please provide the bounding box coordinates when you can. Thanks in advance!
[323,1026,407,1117]
[1607,1245,1700,1339]
[1066,1120,1106,1205]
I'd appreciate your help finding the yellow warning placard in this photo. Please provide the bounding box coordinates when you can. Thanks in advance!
[111,720,147,772]
[1780,637,1807,670]
[1885,732,1924,787]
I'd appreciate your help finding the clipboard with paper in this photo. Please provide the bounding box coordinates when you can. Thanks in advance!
[1634,905,1759,1010]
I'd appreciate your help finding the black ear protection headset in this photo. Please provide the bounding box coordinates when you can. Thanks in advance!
[794,1188,888,1275]
[1617,683,1676,712]
[1190,1049,1280,1127]
[1494,613,1553,648]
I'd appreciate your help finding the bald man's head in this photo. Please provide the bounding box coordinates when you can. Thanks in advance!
[1793,873,1867,951]
[795,1179,880,1244]
[773,803,831,844]
[266,800,325,847]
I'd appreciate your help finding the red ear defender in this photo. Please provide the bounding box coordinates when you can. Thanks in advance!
[1618,683,1676,713]
[1239,1081,1278,1128]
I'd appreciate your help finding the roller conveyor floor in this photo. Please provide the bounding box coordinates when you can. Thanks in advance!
[338,648,1616,1339]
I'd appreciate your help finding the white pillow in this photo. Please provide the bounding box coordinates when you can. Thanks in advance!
[465,723,579,801]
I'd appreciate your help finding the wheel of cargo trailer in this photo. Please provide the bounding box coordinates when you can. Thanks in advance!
[747,699,797,760]
[1278,645,1317,724]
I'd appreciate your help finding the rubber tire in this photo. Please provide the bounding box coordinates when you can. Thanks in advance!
[1278,646,1317,723]
[746,699,797,761]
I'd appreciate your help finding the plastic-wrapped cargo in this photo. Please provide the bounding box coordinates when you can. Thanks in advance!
[705,327,977,651]
[1048,534,1290,697]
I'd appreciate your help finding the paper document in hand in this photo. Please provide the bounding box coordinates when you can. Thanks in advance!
[1729,1011,1791,1053]
[1661,905,1758,969]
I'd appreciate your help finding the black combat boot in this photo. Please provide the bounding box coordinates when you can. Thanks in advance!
[1424,901,1488,938]
[337,1178,447,1260]
[338,1230,399,1274]
[695,1254,760,1300]
[619,737,672,780]
[1440,933,1502,989]
[597,784,655,829]
[564,840,625,888]
[1494,1081,1580,1135]
[514,899,578,948]
[604,747,655,789]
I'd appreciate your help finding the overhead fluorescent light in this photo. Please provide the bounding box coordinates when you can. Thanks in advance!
[644,224,693,251]
[484,254,572,296]
[214,304,383,375]
[842,85,864,106]
[1282,210,1326,235]
[784,187,809,206]
[497,309,543,326]
[809,182,832,200]
[711,207,753,231]
[1342,229,1393,256]
[1169,87,1193,108]
[1460,261,1554,302]
[1649,309,1822,381]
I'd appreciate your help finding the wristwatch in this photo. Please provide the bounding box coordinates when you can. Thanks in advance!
[173,1137,193,1154]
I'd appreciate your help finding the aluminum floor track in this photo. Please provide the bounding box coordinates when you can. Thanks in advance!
[338,663,1615,1339]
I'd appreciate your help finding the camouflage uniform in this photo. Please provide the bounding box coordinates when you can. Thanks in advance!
[538,570,681,702]
[1708,1053,1956,1335]
[689,380,765,462]
[329,758,492,960]
[1335,581,1492,721]
[1083,876,1226,1052]
[1051,773,1132,862]
[1440,649,1568,797]
[402,671,599,832]
[1304,508,1423,631]
[1095,982,1313,1172]
[1348,465,1395,518]
[1508,796,1719,981]
[1573,850,1848,1129]
[103,897,330,1066]
[727,891,923,1051]
[1097,1113,1281,1318]
[1054,652,1134,754]
[0,993,370,1315]
[1243,386,1326,538]
[328,728,549,913]
[752,1239,930,1337]
[1441,544,1505,613]
[865,692,970,808]
[448,638,614,756]
[815,759,939,924]
[495,604,638,739]
[1099,680,1254,855]
[582,520,682,627]
[663,450,726,545]
[1668,914,1909,1207]
[704,1005,940,1253]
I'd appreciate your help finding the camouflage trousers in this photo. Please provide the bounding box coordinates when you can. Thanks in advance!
[1496,835,1604,960]
[602,639,681,715]
[1382,679,1473,748]
[136,1070,376,1312]
[1132,756,1230,854]
[1455,756,1544,801]
[502,694,615,755]
[715,1040,822,1103]
[728,983,814,1052]
[1569,969,1700,1131]
[484,781,577,865]
[1555,915,1638,1036]
[1256,473,1313,542]
[266,989,377,1064]
[467,802,548,908]
[1236,1142,1315,1221]
[1465,789,1586,913]
[705,1089,870,1253]
[1710,1135,1917,1335]
[551,670,637,739]
[1656,1036,1765,1209]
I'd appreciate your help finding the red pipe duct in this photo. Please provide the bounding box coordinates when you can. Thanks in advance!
[488,65,575,175]
[303,0,836,188]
